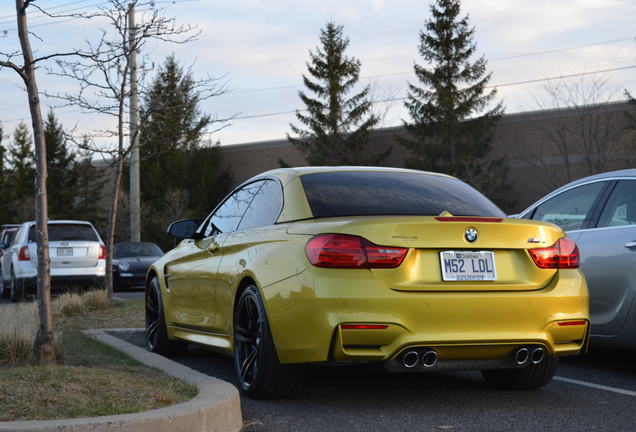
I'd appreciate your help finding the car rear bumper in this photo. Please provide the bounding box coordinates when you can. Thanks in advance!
[261,267,590,365]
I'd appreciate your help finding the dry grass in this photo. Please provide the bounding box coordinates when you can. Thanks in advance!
[0,302,38,367]
[81,289,109,310]
[54,292,84,317]
[0,297,197,421]
[0,290,141,366]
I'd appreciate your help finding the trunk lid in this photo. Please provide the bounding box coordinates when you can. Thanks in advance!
[288,215,564,292]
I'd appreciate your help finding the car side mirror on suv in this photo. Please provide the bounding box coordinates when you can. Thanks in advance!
[167,219,204,240]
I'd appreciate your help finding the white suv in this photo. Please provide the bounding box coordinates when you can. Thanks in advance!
[0,220,106,301]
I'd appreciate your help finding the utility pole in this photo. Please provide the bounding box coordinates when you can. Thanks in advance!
[128,2,141,241]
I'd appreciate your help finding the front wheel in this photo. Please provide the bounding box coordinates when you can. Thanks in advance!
[481,355,559,390]
[145,276,187,357]
[233,284,304,398]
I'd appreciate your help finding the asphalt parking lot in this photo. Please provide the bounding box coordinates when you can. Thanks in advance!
[115,331,636,432]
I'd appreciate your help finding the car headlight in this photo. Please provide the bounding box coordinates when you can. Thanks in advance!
[117,262,130,272]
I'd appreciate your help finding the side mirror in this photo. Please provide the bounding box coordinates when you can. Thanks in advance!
[167,219,204,239]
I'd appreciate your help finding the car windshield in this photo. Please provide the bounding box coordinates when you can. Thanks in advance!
[300,171,505,218]
[114,242,163,258]
[28,224,99,242]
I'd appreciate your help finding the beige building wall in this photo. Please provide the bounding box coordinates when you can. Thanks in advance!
[218,101,634,212]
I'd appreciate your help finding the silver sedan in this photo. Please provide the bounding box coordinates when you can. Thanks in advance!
[516,169,636,349]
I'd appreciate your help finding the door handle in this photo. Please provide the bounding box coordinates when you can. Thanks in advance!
[625,241,636,249]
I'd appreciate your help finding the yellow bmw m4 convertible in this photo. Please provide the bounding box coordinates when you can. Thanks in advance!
[145,167,589,398]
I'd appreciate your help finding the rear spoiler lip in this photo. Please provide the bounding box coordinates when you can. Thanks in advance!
[434,217,504,222]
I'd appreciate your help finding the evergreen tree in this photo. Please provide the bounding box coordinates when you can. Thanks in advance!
[139,56,232,248]
[402,0,511,207]
[287,21,388,166]
[0,122,8,222]
[44,110,78,219]
[72,142,107,230]
[7,122,36,219]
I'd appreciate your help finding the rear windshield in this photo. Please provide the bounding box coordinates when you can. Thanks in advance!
[300,171,505,218]
[29,224,99,242]
[114,242,163,258]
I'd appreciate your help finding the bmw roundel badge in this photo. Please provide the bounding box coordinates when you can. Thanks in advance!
[465,228,478,243]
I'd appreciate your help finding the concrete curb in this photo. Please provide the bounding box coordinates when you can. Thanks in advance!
[0,328,243,432]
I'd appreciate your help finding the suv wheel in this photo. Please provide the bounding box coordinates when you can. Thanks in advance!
[10,270,24,303]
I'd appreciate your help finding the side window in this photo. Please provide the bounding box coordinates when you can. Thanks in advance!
[597,180,636,228]
[238,180,284,231]
[205,182,264,236]
[531,182,606,231]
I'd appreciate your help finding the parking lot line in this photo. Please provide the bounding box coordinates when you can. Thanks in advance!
[554,376,636,397]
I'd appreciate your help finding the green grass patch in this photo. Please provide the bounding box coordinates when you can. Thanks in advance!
[0,294,197,422]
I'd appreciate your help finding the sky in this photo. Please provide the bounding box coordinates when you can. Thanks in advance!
[0,0,635,149]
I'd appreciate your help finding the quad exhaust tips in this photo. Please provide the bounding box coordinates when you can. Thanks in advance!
[400,349,438,369]
[515,347,530,365]
[402,351,419,368]
[514,346,545,365]
[531,347,545,364]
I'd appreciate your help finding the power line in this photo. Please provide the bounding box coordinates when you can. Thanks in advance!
[222,35,636,96]
[0,0,96,21]
[228,64,636,121]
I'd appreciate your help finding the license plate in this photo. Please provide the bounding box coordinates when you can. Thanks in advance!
[57,247,73,257]
[440,251,497,281]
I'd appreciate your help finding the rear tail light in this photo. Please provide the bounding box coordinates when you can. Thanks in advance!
[18,245,30,261]
[98,245,106,259]
[529,237,580,269]
[305,234,408,269]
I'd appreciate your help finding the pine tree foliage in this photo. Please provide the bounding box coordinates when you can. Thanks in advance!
[44,110,78,219]
[7,122,35,208]
[72,143,108,230]
[139,56,232,248]
[402,0,511,206]
[288,22,388,166]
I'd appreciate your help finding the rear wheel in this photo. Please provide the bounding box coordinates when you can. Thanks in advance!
[145,276,187,356]
[481,356,559,390]
[0,267,8,299]
[10,270,24,303]
[234,284,304,398]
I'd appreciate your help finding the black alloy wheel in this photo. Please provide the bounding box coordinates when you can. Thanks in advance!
[233,284,304,398]
[234,288,262,390]
[145,276,186,356]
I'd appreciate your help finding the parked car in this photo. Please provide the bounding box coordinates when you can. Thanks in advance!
[0,224,18,256]
[145,167,589,398]
[0,220,106,301]
[516,168,636,350]
[0,224,19,290]
[113,241,163,291]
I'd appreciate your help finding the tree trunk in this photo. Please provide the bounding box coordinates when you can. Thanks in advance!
[15,0,55,365]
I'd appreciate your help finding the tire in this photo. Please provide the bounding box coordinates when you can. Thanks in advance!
[0,267,8,299]
[145,276,187,356]
[481,355,559,390]
[10,270,25,303]
[233,284,305,398]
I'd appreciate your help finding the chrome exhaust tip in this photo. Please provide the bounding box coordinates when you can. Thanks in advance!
[421,350,438,368]
[402,351,419,368]
[515,347,530,365]
[531,347,545,364]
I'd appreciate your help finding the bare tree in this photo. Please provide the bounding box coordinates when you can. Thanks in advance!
[0,0,82,365]
[47,0,200,297]
[523,76,626,189]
